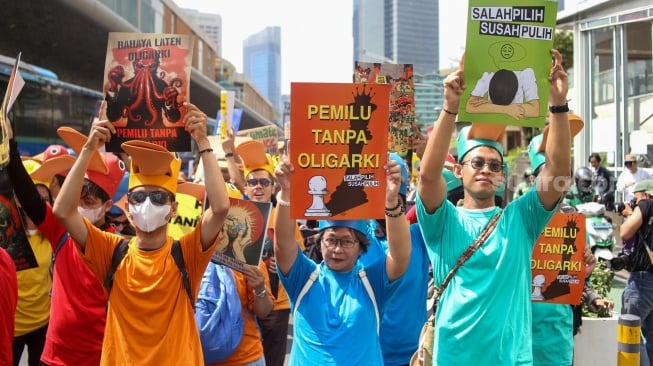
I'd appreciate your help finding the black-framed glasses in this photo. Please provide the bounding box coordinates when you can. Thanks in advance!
[322,237,358,249]
[625,161,635,167]
[246,178,272,187]
[127,191,172,206]
[461,158,504,173]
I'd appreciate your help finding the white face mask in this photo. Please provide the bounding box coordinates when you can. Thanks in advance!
[78,205,105,224]
[129,198,171,233]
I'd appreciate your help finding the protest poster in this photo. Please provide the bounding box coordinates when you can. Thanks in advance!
[459,0,558,127]
[237,125,279,155]
[0,53,25,167]
[0,167,37,271]
[531,212,587,305]
[167,181,206,240]
[211,198,272,273]
[290,82,390,220]
[354,62,415,155]
[102,32,194,152]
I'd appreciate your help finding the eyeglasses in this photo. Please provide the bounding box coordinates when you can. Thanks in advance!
[322,237,358,249]
[625,161,635,167]
[461,158,504,173]
[246,178,272,188]
[127,191,172,206]
[111,219,129,227]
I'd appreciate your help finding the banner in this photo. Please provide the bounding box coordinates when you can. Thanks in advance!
[531,212,587,305]
[102,32,194,152]
[290,82,390,220]
[237,125,279,155]
[354,62,415,155]
[459,0,558,127]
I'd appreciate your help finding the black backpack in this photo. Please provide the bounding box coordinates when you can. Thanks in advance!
[103,238,194,309]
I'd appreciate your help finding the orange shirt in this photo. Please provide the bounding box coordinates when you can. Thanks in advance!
[78,219,216,366]
[210,261,273,365]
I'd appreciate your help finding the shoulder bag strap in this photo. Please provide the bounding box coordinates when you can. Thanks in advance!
[294,266,320,315]
[432,209,502,300]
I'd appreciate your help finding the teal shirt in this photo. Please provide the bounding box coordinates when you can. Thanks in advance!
[416,189,556,365]
[532,302,573,366]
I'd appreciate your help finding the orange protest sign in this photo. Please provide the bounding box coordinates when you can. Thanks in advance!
[531,212,587,305]
[289,82,390,220]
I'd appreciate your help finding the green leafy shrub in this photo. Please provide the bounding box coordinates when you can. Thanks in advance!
[582,261,613,318]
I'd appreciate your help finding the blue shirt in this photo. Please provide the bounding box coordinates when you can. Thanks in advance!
[279,246,401,365]
[359,222,430,366]
[416,189,556,365]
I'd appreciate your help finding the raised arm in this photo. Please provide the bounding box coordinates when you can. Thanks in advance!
[384,158,411,281]
[273,155,298,275]
[536,50,571,210]
[53,121,113,248]
[186,103,230,250]
[221,127,245,194]
[418,57,464,213]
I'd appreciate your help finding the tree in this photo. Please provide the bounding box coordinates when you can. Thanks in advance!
[553,30,574,70]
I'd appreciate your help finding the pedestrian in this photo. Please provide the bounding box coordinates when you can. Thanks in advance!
[52,102,230,365]
[273,155,410,365]
[616,153,652,202]
[414,49,572,365]
[588,153,615,211]
[5,120,125,366]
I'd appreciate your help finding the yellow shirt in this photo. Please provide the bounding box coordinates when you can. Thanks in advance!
[15,232,52,336]
[79,219,216,366]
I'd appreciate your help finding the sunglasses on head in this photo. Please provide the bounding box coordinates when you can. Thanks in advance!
[127,191,172,206]
[246,178,272,187]
[461,157,504,173]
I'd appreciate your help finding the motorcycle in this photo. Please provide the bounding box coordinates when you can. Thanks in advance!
[575,202,615,261]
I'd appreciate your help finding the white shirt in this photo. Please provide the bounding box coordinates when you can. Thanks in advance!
[616,167,652,200]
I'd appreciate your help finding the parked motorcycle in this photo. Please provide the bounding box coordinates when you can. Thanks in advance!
[575,202,615,261]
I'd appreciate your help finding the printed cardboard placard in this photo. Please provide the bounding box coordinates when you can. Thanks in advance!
[0,168,37,271]
[354,62,415,155]
[290,82,390,220]
[102,32,194,152]
[237,126,279,155]
[211,198,272,273]
[459,0,558,127]
[531,212,587,305]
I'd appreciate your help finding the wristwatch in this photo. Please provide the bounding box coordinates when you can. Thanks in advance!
[549,103,569,114]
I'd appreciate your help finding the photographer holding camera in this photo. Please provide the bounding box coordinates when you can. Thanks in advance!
[618,179,653,365]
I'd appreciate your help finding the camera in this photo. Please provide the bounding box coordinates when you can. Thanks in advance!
[615,198,637,215]
[610,248,633,271]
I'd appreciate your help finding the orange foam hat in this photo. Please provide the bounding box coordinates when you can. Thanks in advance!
[121,140,181,195]
[236,140,275,179]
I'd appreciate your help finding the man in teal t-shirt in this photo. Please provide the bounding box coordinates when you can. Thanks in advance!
[416,50,572,365]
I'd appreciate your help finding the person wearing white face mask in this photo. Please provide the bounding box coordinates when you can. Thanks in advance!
[53,102,230,366]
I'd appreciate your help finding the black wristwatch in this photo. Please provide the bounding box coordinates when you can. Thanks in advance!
[549,103,569,114]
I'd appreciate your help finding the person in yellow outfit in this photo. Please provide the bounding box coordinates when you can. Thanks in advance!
[52,102,230,365]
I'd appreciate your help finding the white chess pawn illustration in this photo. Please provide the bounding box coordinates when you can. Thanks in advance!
[305,175,331,217]
[531,274,546,301]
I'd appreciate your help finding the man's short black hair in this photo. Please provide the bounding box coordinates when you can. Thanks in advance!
[589,153,602,163]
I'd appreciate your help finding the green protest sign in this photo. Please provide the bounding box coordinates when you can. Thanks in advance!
[459,0,558,127]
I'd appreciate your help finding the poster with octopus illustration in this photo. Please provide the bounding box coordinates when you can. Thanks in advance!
[354,62,415,155]
[0,167,37,271]
[211,198,272,273]
[531,212,586,305]
[102,32,194,152]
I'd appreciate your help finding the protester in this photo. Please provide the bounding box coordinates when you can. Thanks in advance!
[234,140,303,366]
[0,247,18,366]
[415,50,571,364]
[359,153,430,366]
[617,153,652,202]
[273,155,410,364]
[564,166,596,208]
[513,168,535,199]
[617,178,653,365]
[52,102,229,365]
[589,153,615,210]
[5,119,125,366]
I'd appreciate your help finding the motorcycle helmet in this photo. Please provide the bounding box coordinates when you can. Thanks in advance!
[574,167,593,193]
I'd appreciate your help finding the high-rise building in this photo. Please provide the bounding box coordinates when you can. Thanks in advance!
[182,9,222,58]
[353,0,441,129]
[243,26,282,116]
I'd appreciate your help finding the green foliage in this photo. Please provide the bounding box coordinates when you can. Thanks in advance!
[582,261,614,318]
[553,30,574,70]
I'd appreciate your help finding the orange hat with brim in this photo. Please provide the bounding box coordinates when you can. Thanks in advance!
[457,123,506,162]
[29,155,76,183]
[121,140,181,195]
[57,127,127,198]
[537,114,585,152]
[236,140,275,179]
[177,181,205,202]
